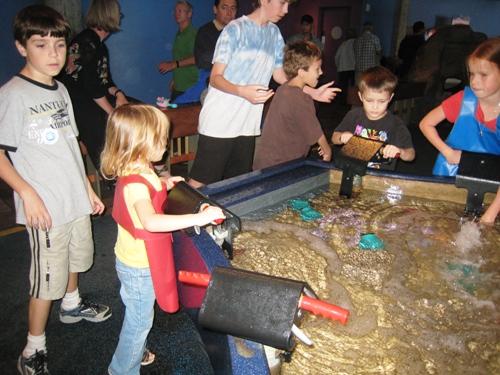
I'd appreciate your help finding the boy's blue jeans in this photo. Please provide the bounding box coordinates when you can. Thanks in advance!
[109,258,155,375]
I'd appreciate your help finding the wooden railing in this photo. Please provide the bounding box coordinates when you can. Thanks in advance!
[161,105,202,172]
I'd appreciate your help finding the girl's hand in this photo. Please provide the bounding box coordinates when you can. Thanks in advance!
[340,132,353,144]
[444,148,462,165]
[198,205,226,226]
[166,176,184,190]
[241,85,274,104]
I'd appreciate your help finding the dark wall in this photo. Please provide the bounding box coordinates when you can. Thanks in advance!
[1,0,499,103]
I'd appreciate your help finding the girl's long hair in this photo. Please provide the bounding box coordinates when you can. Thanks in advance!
[100,103,169,180]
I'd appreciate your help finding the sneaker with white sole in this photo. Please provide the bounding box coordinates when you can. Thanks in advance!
[17,350,49,375]
[59,299,112,324]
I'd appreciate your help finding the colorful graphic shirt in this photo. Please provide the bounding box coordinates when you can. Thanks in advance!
[334,107,414,169]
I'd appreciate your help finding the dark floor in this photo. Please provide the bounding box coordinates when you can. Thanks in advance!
[0,100,445,234]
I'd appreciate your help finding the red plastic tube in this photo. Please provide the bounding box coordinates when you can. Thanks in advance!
[178,270,349,325]
[299,295,349,325]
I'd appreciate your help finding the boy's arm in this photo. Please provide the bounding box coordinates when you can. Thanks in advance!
[382,144,416,162]
[210,62,274,104]
[420,105,461,165]
[398,147,416,162]
[0,150,51,230]
[86,178,105,215]
[133,198,225,233]
[303,82,341,103]
[316,134,332,161]
[332,131,353,145]
[272,67,341,103]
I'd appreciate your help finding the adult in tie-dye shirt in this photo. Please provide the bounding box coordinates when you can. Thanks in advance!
[188,0,339,187]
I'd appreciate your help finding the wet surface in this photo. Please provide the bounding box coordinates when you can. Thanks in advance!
[231,185,500,375]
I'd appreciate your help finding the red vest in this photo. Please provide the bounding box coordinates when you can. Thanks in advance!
[112,174,179,313]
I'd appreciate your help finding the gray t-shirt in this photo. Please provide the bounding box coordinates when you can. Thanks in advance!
[0,75,92,226]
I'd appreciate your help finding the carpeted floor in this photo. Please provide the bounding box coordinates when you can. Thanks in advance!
[0,215,214,375]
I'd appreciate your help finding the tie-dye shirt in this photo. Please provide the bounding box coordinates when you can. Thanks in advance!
[199,16,284,138]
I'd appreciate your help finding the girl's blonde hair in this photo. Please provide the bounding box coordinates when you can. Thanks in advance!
[86,0,121,33]
[100,103,169,179]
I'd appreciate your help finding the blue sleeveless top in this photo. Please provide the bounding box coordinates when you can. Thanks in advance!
[433,87,500,176]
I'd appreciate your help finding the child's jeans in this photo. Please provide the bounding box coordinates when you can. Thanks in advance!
[109,258,155,375]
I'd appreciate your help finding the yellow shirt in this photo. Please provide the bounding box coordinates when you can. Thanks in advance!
[115,171,162,268]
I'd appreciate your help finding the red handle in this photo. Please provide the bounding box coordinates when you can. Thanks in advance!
[178,270,210,287]
[178,270,349,325]
[299,295,349,325]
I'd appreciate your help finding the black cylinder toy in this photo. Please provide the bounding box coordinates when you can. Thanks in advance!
[198,266,317,351]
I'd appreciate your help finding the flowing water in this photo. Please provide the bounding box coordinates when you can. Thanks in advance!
[230,184,500,375]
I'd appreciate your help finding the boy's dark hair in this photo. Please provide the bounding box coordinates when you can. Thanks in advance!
[215,0,238,6]
[358,66,398,94]
[301,15,313,24]
[86,0,121,33]
[13,4,71,47]
[283,40,322,80]
[413,21,425,34]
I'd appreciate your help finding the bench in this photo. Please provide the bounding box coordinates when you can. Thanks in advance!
[347,81,426,125]
[161,105,201,172]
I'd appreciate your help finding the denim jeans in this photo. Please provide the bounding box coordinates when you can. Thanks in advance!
[109,258,155,375]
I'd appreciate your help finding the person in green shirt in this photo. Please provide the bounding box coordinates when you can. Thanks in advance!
[158,0,199,101]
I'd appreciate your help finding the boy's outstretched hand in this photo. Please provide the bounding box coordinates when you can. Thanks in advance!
[308,81,341,103]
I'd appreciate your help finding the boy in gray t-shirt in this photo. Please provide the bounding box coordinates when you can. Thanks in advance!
[0,6,110,374]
